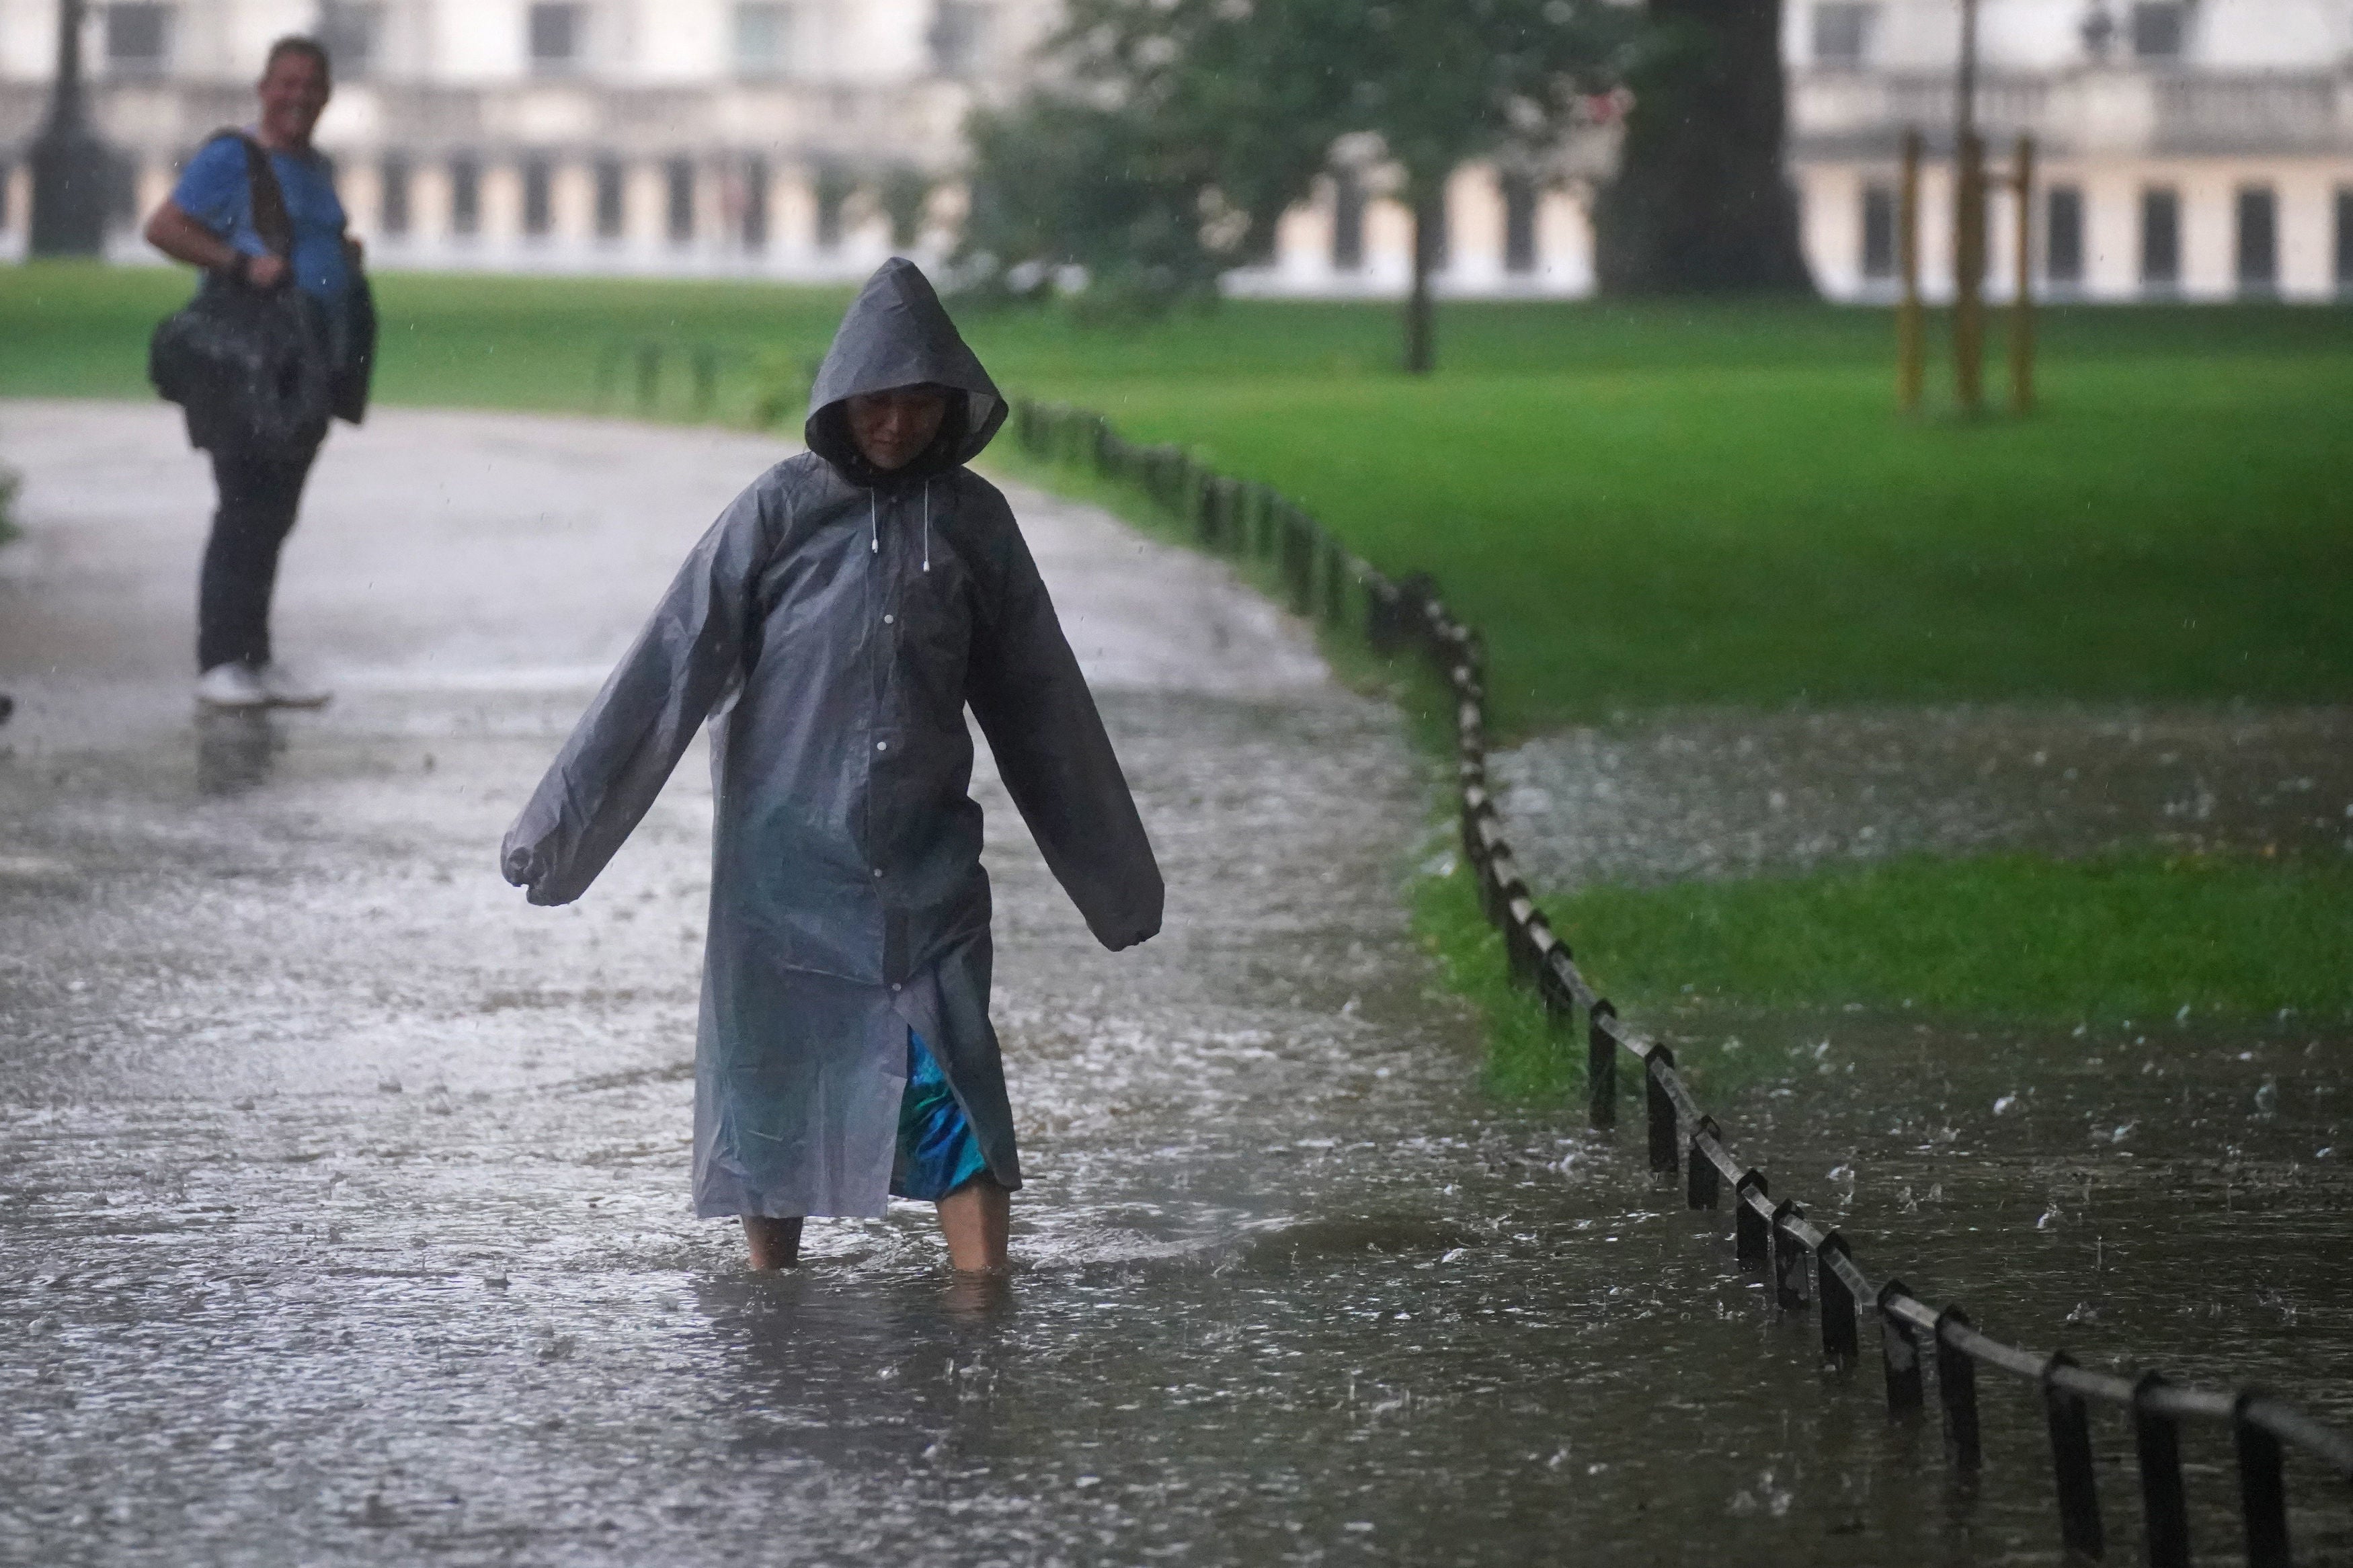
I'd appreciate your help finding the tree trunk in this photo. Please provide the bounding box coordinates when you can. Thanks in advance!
[1594,0,1813,294]
[1404,188,1439,375]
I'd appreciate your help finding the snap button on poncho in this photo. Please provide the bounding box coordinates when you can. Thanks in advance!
[501,259,1164,1218]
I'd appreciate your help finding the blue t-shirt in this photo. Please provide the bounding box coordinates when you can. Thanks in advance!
[170,134,352,306]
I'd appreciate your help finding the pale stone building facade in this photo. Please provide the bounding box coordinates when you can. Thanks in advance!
[1790,0,2353,300]
[0,0,1058,273]
[1,0,2347,298]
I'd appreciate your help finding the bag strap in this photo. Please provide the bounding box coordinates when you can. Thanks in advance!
[210,128,294,259]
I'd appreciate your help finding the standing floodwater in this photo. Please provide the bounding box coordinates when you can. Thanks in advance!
[3,403,2351,1565]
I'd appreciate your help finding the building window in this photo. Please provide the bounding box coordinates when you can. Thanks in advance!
[930,1,992,78]
[1860,183,1896,280]
[880,165,930,249]
[2337,189,2353,292]
[450,155,481,237]
[379,155,410,237]
[666,159,695,243]
[2129,2,2186,60]
[2234,185,2276,292]
[1502,171,1539,275]
[815,162,853,251]
[1811,3,1878,67]
[594,159,625,239]
[741,157,770,250]
[523,159,554,238]
[528,3,584,74]
[1331,169,1365,272]
[735,3,797,78]
[1420,186,1451,274]
[318,2,382,79]
[2046,185,2083,285]
[2139,186,2179,288]
[106,3,174,76]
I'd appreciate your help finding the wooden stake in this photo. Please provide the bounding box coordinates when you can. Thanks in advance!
[1954,132,1986,415]
[2009,134,2035,415]
[1898,130,1924,413]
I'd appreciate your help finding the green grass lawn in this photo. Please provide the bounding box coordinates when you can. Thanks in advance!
[9,261,2347,1050]
[1551,849,2353,1024]
[1415,840,2353,1102]
[8,261,2348,731]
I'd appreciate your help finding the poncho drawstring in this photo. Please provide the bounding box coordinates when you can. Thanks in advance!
[871,484,935,570]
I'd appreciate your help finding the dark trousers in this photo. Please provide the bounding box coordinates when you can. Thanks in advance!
[198,444,319,672]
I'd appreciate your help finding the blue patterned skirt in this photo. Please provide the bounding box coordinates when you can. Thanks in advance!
[890,1031,990,1202]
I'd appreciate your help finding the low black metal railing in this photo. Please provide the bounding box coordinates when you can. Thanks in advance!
[1010,397,2353,1568]
[595,337,762,419]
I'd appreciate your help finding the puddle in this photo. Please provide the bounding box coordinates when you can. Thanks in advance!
[1492,705,2353,889]
[3,408,2350,1565]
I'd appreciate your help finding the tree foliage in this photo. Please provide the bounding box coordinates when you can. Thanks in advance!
[956,0,1624,364]
[1593,0,1812,294]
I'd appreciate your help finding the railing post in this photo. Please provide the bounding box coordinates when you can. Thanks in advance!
[1936,1306,1984,1470]
[1501,889,1533,977]
[1817,1231,1859,1366]
[1288,513,1314,616]
[596,341,625,410]
[1537,956,1578,1061]
[1366,577,1401,655]
[1877,1282,1925,1416]
[1459,789,1492,877]
[1734,1170,1769,1271]
[2041,1352,2105,1561]
[1687,1116,1721,1210]
[2132,1372,2190,1568]
[691,344,719,415]
[1477,852,1509,927]
[635,339,662,411]
[1587,999,1618,1128]
[1645,1046,1679,1178]
[1771,1199,1809,1310]
[2234,1393,2292,1568]
[1514,912,1552,991]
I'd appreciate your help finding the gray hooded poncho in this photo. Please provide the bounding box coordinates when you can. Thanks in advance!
[501,259,1163,1218]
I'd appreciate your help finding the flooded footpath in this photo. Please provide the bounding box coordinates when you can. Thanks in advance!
[3,402,2350,1567]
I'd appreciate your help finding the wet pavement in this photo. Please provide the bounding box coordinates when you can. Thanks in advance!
[1490,706,2353,890]
[4,402,2352,1567]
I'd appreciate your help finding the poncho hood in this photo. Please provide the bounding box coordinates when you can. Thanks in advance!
[805,258,1005,485]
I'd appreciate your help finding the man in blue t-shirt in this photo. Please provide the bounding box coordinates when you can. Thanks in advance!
[144,35,357,710]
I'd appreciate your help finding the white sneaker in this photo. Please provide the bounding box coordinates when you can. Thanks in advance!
[254,661,331,708]
[196,662,270,709]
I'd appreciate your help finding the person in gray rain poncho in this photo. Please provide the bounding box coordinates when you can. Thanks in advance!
[502,259,1162,1272]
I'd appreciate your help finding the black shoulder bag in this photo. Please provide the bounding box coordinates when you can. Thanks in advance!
[148,132,374,454]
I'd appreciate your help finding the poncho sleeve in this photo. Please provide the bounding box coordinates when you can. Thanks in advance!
[965,495,1164,951]
[500,480,780,906]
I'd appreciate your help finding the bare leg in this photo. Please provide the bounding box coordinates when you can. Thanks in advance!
[934,1179,1009,1272]
[742,1214,804,1270]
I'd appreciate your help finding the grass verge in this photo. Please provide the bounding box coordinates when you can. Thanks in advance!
[1547,849,2353,1028]
[1412,854,1586,1099]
